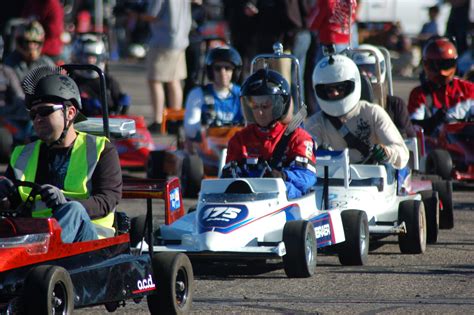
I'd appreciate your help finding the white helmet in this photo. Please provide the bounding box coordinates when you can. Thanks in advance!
[72,34,107,78]
[351,44,386,83]
[312,54,361,117]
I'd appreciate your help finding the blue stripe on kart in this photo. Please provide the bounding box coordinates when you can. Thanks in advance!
[309,213,335,248]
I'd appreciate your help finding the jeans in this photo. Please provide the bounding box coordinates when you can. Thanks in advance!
[53,201,98,243]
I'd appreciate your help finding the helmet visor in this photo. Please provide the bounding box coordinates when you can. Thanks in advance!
[315,81,355,101]
[426,59,457,71]
[242,95,281,111]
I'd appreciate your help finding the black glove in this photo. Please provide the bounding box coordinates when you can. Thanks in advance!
[264,169,287,181]
[40,184,67,210]
[371,144,389,163]
[0,177,16,200]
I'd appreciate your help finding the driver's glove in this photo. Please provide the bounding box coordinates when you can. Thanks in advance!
[371,144,389,163]
[264,169,287,181]
[0,177,16,200]
[40,184,67,210]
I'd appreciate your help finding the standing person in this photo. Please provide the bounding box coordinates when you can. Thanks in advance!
[222,68,317,199]
[4,21,56,82]
[408,37,474,136]
[305,54,409,170]
[21,0,65,62]
[445,0,470,56]
[132,0,192,133]
[418,5,441,44]
[184,46,244,141]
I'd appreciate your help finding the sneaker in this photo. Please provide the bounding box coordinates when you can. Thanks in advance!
[148,122,162,134]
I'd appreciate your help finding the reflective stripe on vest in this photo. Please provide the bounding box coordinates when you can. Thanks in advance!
[10,132,113,235]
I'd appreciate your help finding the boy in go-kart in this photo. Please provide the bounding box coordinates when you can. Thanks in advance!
[183,46,244,143]
[222,68,316,199]
[305,54,409,170]
[408,36,473,136]
[0,66,122,243]
[70,33,131,116]
[350,44,416,138]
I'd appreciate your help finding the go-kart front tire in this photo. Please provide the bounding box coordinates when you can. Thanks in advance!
[23,265,74,315]
[147,252,194,315]
[147,150,167,179]
[426,149,453,180]
[338,210,369,266]
[432,180,454,229]
[130,214,147,247]
[0,127,13,163]
[282,220,317,278]
[418,190,440,244]
[398,200,427,254]
[181,154,203,198]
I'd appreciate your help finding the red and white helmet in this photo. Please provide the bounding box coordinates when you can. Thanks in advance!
[422,37,458,85]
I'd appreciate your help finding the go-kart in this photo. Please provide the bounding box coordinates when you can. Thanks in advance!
[147,124,242,198]
[134,160,348,278]
[314,146,443,255]
[0,177,193,314]
[0,64,194,314]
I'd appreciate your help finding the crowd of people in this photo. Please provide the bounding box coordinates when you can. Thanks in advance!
[0,0,473,243]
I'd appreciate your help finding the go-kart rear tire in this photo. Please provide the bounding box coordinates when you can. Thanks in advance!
[282,220,317,278]
[338,210,369,266]
[23,265,74,315]
[130,215,147,247]
[147,150,167,179]
[419,190,440,244]
[147,252,194,315]
[181,154,203,198]
[426,149,453,180]
[0,127,13,163]
[398,200,427,254]
[432,180,454,229]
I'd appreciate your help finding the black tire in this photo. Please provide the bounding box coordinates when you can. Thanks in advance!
[147,252,194,315]
[130,215,147,247]
[398,200,427,254]
[0,127,13,163]
[338,210,369,266]
[426,149,453,180]
[147,150,167,179]
[23,265,74,315]
[282,220,317,278]
[432,180,454,229]
[181,154,203,198]
[419,190,439,244]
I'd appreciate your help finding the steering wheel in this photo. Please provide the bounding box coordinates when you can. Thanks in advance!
[222,160,272,178]
[1,180,43,218]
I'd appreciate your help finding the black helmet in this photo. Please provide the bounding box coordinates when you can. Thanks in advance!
[22,66,82,110]
[240,68,291,125]
[205,46,242,81]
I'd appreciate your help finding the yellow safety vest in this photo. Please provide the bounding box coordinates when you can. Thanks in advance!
[10,132,115,237]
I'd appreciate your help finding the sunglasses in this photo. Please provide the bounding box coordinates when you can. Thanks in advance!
[29,105,64,120]
[213,65,234,72]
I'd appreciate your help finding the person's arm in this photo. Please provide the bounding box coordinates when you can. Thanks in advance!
[78,141,122,219]
[4,66,25,104]
[372,106,409,169]
[183,87,204,140]
[388,95,416,138]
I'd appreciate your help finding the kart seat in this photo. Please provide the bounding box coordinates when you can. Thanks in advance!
[224,180,253,194]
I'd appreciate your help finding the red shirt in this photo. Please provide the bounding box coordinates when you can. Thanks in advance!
[307,0,357,44]
[226,122,316,166]
[408,77,474,121]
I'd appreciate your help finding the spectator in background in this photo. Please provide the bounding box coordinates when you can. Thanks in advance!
[21,0,64,62]
[446,0,470,56]
[419,5,440,45]
[0,36,25,108]
[131,0,193,133]
[4,20,55,82]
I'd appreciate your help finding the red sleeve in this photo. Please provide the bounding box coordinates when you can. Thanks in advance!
[407,87,425,115]
[225,131,244,163]
[287,128,316,164]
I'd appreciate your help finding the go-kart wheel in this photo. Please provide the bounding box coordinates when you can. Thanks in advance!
[432,180,454,229]
[338,210,369,266]
[181,154,203,198]
[426,149,453,180]
[282,220,317,278]
[147,150,167,179]
[147,252,194,315]
[23,265,74,315]
[130,215,147,247]
[398,200,427,254]
[0,127,13,163]
[418,190,439,244]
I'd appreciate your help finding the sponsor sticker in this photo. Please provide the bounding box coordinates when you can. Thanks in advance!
[170,187,180,211]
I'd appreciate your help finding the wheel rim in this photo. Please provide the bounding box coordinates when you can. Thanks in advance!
[51,281,68,315]
[419,207,426,247]
[359,222,368,256]
[305,230,316,268]
[175,267,189,308]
